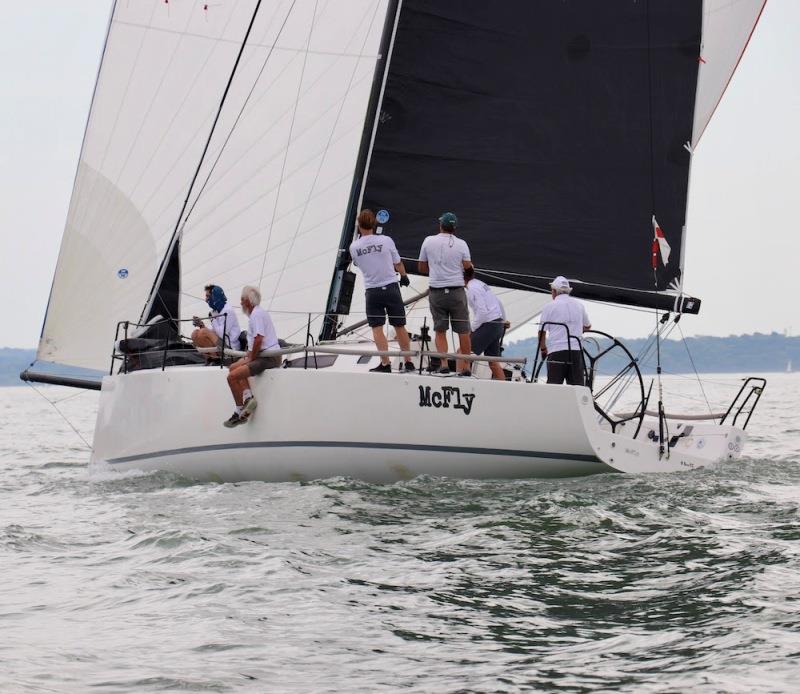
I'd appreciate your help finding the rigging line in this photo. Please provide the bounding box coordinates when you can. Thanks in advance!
[256,0,320,301]
[141,9,369,240]
[24,382,92,451]
[677,322,716,417]
[179,0,299,232]
[398,256,683,301]
[142,0,266,324]
[645,0,657,224]
[176,88,371,257]
[267,1,383,306]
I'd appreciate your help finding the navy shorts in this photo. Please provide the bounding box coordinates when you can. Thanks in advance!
[471,319,505,357]
[365,283,406,328]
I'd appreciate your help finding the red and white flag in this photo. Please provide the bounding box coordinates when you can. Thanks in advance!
[651,215,671,268]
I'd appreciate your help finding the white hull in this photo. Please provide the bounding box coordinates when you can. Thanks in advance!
[90,358,747,483]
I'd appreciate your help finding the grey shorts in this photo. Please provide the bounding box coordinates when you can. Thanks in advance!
[429,286,470,334]
[248,354,282,375]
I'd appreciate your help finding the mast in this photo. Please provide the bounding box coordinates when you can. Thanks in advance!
[319,0,402,342]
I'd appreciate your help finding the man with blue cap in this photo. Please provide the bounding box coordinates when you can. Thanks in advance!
[191,284,242,361]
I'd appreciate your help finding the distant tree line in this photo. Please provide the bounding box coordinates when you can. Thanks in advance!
[504,332,800,375]
[2,334,799,385]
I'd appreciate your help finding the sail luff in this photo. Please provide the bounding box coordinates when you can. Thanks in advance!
[319,0,402,340]
[33,0,117,358]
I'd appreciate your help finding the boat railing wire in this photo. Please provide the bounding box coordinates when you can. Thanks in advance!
[110,313,528,378]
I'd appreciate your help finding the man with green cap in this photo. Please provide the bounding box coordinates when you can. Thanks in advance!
[418,212,473,375]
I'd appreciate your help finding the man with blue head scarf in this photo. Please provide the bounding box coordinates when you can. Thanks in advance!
[191,284,242,360]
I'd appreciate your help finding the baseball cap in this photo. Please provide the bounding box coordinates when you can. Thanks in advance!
[438,212,458,229]
[550,275,572,292]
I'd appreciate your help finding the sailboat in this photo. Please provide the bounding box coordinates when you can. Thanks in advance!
[22,0,768,482]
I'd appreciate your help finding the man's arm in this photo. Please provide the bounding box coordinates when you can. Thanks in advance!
[394,261,411,286]
[248,333,263,362]
[462,259,473,270]
[418,260,429,275]
[538,329,547,357]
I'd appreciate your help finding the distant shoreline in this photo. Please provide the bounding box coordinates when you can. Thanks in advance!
[3,333,798,385]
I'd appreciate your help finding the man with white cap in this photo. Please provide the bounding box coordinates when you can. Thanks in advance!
[538,276,591,386]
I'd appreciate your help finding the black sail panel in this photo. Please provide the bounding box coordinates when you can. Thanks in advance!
[361,0,701,310]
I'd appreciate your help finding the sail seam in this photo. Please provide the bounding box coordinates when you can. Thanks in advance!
[266,1,384,308]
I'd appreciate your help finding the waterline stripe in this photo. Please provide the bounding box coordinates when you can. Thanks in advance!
[107,441,601,465]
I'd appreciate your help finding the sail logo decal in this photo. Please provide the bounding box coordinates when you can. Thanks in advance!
[376,209,390,224]
[117,268,129,279]
[418,385,475,416]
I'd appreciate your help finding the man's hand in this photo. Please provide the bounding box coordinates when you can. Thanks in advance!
[192,316,203,328]
[540,347,548,358]
[399,275,410,287]
[503,321,511,330]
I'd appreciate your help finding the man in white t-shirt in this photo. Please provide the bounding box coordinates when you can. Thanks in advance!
[538,276,591,386]
[349,209,415,374]
[418,212,473,375]
[191,284,242,362]
[223,285,281,427]
[464,266,508,380]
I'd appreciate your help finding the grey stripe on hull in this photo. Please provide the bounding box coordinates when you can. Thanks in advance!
[107,441,601,465]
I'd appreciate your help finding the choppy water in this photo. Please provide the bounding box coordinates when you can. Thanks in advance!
[2,374,799,692]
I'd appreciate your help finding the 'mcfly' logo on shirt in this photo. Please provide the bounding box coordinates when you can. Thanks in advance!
[418,385,475,416]
[356,244,383,256]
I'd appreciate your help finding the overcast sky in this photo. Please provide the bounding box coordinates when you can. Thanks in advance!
[1,1,798,350]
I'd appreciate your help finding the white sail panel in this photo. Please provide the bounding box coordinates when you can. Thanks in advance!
[39,1,264,370]
[693,0,767,145]
[177,0,391,344]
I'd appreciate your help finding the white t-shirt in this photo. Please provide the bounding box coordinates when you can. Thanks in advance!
[466,279,505,331]
[539,294,590,352]
[419,233,471,288]
[210,302,241,348]
[247,305,280,353]
[350,234,401,289]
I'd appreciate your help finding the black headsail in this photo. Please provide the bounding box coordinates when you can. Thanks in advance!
[359,0,703,313]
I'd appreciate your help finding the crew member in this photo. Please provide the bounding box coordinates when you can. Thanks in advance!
[418,212,473,375]
[349,209,415,373]
[223,285,281,427]
[538,276,591,386]
[465,267,508,380]
[191,284,242,360]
